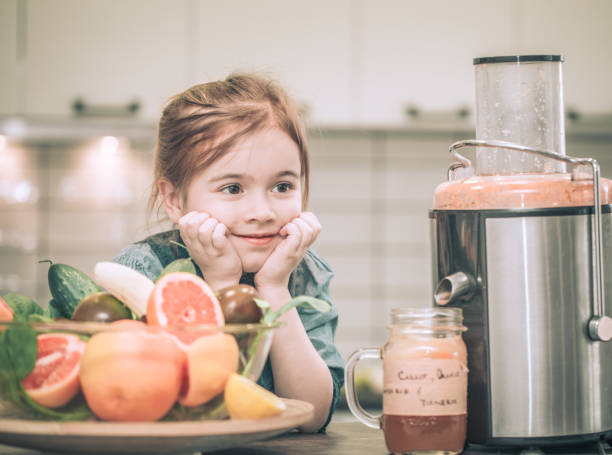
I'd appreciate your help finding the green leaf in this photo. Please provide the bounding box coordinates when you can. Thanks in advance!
[156,258,196,282]
[263,296,331,324]
[253,298,271,312]
[2,293,44,322]
[0,331,13,381]
[4,324,37,380]
[292,296,332,313]
[27,314,54,324]
[169,240,192,257]
[18,389,91,421]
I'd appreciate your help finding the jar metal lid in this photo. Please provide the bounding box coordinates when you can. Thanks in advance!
[390,307,466,332]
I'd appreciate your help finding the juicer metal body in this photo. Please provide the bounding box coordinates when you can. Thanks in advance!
[430,206,612,445]
[430,140,612,445]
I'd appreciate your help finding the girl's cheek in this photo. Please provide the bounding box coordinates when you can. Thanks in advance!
[284,195,303,219]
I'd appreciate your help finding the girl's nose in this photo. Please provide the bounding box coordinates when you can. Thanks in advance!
[245,192,275,222]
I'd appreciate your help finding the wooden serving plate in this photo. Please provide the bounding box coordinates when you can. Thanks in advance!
[0,399,313,454]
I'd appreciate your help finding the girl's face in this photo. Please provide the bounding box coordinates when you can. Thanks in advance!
[180,127,303,273]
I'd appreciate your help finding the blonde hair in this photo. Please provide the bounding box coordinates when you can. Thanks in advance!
[149,73,310,220]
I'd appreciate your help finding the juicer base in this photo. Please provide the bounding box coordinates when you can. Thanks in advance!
[469,429,612,449]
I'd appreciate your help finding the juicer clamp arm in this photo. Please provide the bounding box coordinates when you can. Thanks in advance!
[448,139,611,342]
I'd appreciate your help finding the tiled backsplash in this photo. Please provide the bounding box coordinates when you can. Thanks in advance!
[1,126,611,359]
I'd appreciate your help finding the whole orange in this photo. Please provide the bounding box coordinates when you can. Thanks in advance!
[179,333,239,407]
[79,323,184,421]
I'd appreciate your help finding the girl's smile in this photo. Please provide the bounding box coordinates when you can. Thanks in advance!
[233,232,280,246]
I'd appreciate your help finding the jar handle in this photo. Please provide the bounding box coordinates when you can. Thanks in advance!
[344,347,382,429]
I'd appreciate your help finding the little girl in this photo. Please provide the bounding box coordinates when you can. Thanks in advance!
[114,73,344,432]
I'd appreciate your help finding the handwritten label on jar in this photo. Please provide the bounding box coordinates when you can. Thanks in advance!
[383,358,468,416]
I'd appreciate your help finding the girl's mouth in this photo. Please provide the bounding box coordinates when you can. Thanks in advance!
[234,233,277,246]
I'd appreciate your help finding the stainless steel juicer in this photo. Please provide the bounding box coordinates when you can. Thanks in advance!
[430,55,612,446]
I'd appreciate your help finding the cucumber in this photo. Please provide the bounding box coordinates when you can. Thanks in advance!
[47,263,102,318]
[45,299,64,319]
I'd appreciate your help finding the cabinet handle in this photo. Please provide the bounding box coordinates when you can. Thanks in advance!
[71,98,140,117]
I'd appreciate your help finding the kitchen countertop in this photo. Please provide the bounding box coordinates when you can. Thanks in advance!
[0,419,610,455]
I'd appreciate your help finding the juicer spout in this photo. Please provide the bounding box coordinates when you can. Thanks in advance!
[434,272,476,306]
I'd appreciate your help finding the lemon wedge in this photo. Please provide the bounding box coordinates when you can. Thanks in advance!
[224,373,286,419]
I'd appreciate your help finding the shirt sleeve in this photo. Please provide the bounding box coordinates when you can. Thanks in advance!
[113,242,165,282]
[291,250,345,432]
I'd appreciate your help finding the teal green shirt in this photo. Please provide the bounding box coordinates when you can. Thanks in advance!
[114,229,344,430]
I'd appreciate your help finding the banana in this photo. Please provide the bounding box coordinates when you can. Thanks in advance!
[93,262,154,318]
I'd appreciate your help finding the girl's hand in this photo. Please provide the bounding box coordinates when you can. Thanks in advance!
[178,211,242,291]
[254,212,322,295]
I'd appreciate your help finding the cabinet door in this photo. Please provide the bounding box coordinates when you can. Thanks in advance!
[0,0,19,116]
[25,0,188,120]
[516,0,612,113]
[360,0,517,124]
[195,0,352,125]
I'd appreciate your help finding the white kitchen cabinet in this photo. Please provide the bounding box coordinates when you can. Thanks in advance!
[194,0,353,125]
[24,0,188,120]
[0,0,19,116]
[6,0,611,128]
[359,0,518,125]
[359,0,612,125]
[516,0,612,114]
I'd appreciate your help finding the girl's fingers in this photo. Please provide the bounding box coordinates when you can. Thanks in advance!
[180,211,209,240]
[177,211,196,233]
[197,217,218,247]
[299,212,322,234]
[282,221,302,250]
[211,223,228,249]
[292,217,314,247]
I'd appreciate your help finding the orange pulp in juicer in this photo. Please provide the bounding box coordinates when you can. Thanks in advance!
[434,173,612,210]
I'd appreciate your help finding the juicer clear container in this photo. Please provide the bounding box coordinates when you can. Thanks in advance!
[473,55,566,175]
[433,54,612,210]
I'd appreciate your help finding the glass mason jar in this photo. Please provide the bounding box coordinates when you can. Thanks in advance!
[345,308,468,455]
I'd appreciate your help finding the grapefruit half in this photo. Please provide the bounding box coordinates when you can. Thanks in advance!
[147,272,225,345]
[21,333,87,408]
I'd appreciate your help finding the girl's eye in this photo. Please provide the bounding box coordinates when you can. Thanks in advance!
[273,182,294,193]
[221,184,242,195]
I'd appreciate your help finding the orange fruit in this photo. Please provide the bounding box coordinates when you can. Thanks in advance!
[21,333,87,409]
[179,333,239,407]
[224,373,286,420]
[147,272,224,345]
[79,324,184,421]
[107,319,148,330]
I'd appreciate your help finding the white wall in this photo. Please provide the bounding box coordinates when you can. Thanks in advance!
[1,0,611,124]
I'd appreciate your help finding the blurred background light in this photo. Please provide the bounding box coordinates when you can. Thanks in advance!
[100,136,120,155]
[1,118,27,140]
